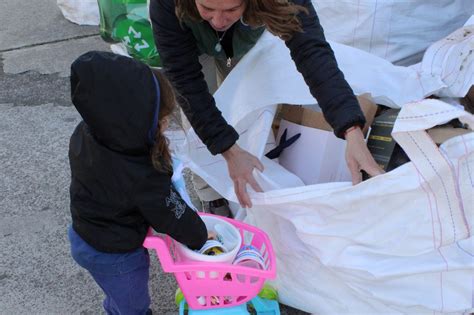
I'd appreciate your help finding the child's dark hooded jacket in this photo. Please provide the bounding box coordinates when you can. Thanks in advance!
[69,51,207,253]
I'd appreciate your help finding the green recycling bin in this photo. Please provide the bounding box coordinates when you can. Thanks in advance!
[97,0,161,67]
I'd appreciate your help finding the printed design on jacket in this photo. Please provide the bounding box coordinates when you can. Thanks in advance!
[165,188,185,219]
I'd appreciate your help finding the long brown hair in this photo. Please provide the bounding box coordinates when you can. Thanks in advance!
[150,69,177,173]
[175,0,308,40]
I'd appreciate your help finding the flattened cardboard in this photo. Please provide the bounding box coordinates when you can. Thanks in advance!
[275,94,378,135]
[427,127,471,145]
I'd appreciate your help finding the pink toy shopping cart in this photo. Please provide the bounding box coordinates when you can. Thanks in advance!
[143,213,276,310]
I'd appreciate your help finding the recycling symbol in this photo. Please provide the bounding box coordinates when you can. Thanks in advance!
[123,25,149,52]
[112,14,161,66]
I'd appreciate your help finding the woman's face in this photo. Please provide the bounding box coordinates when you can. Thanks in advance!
[195,0,246,31]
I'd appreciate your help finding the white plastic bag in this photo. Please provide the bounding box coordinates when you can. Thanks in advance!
[313,0,474,66]
[57,0,99,25]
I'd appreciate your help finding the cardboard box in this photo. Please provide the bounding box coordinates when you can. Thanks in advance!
[427,125,471,145]
[274,94,378,136]
[271,94,379,184]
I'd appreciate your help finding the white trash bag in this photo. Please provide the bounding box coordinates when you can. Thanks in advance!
[57,0,99,26]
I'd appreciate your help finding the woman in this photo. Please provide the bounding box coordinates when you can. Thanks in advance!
[150,0,382,212]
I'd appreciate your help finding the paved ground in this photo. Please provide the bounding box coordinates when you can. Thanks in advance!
[0,1,308,314]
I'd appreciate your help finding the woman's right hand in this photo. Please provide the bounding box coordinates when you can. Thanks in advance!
[222,144,264,208]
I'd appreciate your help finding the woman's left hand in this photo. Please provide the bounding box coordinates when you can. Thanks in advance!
[344,126,384,184]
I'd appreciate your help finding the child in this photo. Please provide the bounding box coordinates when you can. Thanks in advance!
[67,51,208,315]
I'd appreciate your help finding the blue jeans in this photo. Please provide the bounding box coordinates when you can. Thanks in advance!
[68,226,151,315]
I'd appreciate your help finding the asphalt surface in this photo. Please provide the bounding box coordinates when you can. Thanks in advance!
[0,1,308,314]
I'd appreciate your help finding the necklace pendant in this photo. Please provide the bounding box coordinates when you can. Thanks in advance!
[214,42,222,53]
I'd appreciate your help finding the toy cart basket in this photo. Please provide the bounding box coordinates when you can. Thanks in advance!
[143,213,276,310]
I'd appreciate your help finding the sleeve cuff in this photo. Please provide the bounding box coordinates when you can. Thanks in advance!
[335,115,366,139]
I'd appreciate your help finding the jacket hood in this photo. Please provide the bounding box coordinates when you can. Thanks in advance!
[70,51,160,154]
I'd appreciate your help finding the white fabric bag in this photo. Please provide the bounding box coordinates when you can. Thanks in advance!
[175,99,474,313]
[171,35,474,312]
[170,25,474,314]
[243,99,474,314]
[313,0,474,66]
[423,18,474,98]
[57,0,99,25]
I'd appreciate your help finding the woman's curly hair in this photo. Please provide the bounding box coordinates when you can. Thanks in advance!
[175,0,308,40]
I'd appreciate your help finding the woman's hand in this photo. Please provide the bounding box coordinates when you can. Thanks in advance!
[222,144,264,208]
[344,126,384,184]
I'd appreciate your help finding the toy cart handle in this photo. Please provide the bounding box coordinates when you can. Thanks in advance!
[142,230,175,272]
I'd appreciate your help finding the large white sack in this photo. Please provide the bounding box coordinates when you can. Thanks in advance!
[170,29,474,314]
[57,0,99,26]
[174,98,474,313]
[243,100,474,314]
[313,0,474,66]
[424,18,474,98]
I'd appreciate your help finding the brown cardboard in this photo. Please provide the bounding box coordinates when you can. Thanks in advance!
[278,105,332,130]
[275,94,378,135]
[427,126,471,145]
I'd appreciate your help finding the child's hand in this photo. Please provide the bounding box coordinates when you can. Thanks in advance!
[207,231,217,240]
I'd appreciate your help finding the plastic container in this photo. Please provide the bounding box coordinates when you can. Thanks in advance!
[176,215,241,264]
[143,213,276,310]
[233,245,266,269]
[232,245,266,283]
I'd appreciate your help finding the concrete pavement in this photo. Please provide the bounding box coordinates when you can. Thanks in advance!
[0,1,307,314]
